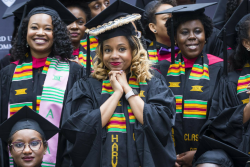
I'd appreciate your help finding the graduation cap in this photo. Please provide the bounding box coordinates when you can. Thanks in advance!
[5,0,77,46]
[2,1,27,19]
[84,0,144,77]
[195,136,250,167]
[155,3,217,64]
[217,0,250,76]
[136,0,157,9]
[0,106,59,142]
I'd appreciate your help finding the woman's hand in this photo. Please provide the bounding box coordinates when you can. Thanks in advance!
[116,70,131,94]
[176,151,196,167]
[109,71,123,95]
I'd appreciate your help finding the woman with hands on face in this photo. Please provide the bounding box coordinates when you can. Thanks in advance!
[61,1,176,167]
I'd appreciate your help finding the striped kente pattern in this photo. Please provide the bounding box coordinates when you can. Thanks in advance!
[12,62,32,81]
[237,74,250,94]
[102,80,114,94]
[148,42,158,63]
[41,161,56,167]
[106,113,127,133]
[167,59,185,76]
[80,35,98,51]
[127,106,136,123]
[78,51,93,68]
[42,57,52,74]
[183,100,207,119]
[175,95,183,113]
[9,102,32,117]
[129,75,147,88]
[46,58,69,72]
[41,87,65,104]
[36,96,41,113]
[189,64,209,80]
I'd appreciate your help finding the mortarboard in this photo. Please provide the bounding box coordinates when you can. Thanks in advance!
[0,106,59,142]
[4,0,77,46]
[217,0,250,76]
[2,1,27,19]
[84,0,144,77]
[195,135,250,167]
[155,3,217,64]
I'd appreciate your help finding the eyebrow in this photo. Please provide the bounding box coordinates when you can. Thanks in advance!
[77,17,84,20]
[30,23,52,26]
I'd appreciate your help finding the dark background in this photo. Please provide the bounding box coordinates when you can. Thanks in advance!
[0,0,218,59]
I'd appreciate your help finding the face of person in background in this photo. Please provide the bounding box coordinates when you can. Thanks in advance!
[176,19,206,59]
[176,0,196,5]
[149,4,173,47]
[67,7,87,47]
[88,0,110,18]
[26,14,54,56]
[103,36,132,73]
[9,129,47,167]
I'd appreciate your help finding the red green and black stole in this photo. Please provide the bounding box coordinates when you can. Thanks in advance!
[8,53,69,167]
[77,45,93,68]
[100,74,147,166]
[237,63,250,104]
[147,41,158,63]
[166,53,210,153]
[80,35,98,51]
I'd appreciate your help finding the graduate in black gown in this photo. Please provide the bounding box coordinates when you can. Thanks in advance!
[61,1,176,166]
[0,0,84,166]
[154,3,224,166]
[194,1,250,166]
[60,0,96,68]
[0,106,59,167]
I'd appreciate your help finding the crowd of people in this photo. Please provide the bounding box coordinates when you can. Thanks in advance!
[0,0,249,166]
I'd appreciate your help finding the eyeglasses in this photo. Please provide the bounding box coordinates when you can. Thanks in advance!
[9,140,43,152]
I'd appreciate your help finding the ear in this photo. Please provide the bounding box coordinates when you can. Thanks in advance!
[242,39,250,50]
[149,23,157,34]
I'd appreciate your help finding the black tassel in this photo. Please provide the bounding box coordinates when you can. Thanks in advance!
[86,33,91,77]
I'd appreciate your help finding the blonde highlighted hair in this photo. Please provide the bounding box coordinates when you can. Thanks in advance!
[92,36,153,82]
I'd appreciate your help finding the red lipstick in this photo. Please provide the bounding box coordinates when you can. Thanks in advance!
[110,62,121,66]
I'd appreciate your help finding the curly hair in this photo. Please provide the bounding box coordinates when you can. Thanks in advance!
[92,36,153,82]
[60,0,91,22]
[225,0,241,23]
[134,20,148,50]
[144,0,177,41]
[10,15,73,62]
[165,11,213,42]
[229,14,250,71]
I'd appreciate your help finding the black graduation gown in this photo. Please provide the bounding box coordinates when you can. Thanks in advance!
[199,71,250,161]
[0,61,85,167]
[61,76,176,167]
[154,54,223,154]
[203,27,223,57]
[0,55,10,71]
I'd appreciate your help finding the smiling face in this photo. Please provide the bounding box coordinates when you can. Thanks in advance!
[88,0,110,18]
[26,14,54,56]
[176,19,206,59]
[102,36,132,73]
[67,7,87,45]
[10,129,46,167]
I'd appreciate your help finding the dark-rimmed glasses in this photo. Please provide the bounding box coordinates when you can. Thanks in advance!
[9,140,43,152]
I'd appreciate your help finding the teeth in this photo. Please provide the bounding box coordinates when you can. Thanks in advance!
[35,39,45,43]
[188,45,197,49]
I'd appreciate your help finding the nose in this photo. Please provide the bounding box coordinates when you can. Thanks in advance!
[36,28,45,36]
[188,31,196,40]
[22,144,32,154]
[110,50,119,59]
[70,21,78,30]
[101,3,107,11]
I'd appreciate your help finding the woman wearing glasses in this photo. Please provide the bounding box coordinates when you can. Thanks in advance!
[0,106,59,167]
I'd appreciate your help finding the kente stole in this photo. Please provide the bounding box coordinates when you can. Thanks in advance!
[8,54,69,167]
[80,35,98,51]
[100,75,147,166]
[237,63,250,104]
[78,45,93,68]
[147,41,158,63]
[166,53,210,153]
